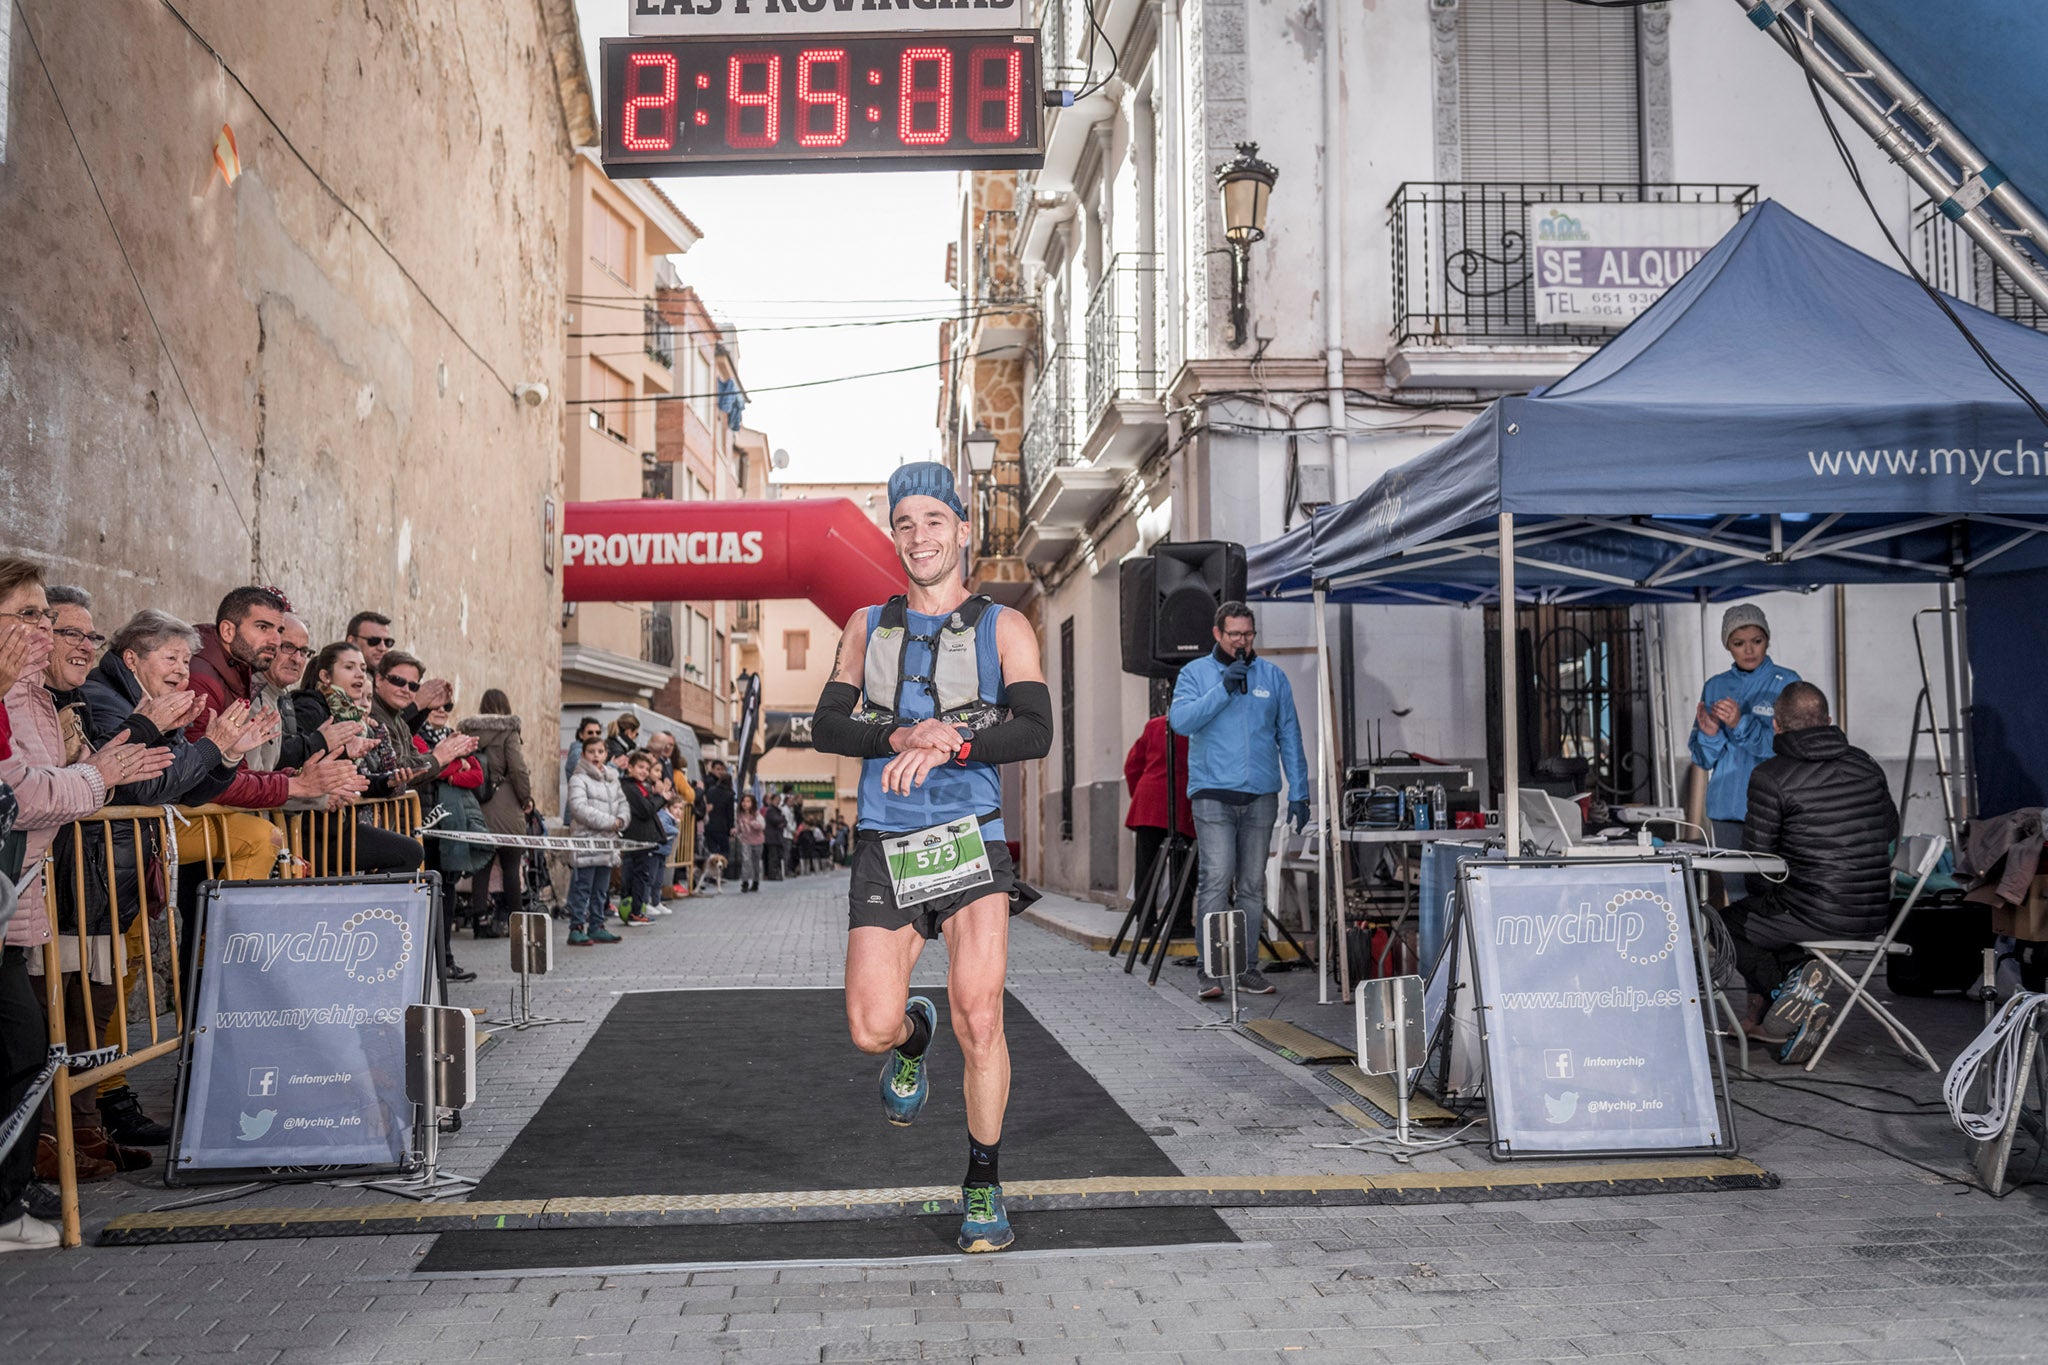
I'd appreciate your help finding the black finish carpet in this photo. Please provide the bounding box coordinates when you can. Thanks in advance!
[421,987,1235,1270]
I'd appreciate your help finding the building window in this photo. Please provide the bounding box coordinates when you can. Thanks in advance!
[1059,616,1075,842]
[1458,0,1641,181]
[590,197,633,285]
[588,359,631,445]
[784,630,809,672]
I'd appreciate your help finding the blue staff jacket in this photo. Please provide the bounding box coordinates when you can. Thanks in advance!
[1688,656,1801,822]
[1168,652,1310,803]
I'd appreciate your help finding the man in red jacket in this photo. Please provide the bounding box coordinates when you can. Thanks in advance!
[185,587,359,814]
[1123,712,1196,928]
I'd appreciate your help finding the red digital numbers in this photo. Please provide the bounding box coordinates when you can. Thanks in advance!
[967,47,1022,145]
[899,47,953,146]
[726,51,782,149]
[796,48,850,148]
[608,36,1037,164]
[621,52,678,152]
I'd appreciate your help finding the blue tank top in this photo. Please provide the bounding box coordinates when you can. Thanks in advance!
[856,602,1007,838]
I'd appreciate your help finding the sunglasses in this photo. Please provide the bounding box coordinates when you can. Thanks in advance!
[385,676,422,692]
[357,635,395,648]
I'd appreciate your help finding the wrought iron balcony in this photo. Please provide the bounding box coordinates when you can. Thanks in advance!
[1389,182,1757,347]
[644,304,676,369]
[1084,253,1163,430]
[641,608,675,669]
[1911,199,2048,332]
[975,209,1026,310]
[978,475,1024,560]
[1019,346,1082,503]
[732,600,762,636]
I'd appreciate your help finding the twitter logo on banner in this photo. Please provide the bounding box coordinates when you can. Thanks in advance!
[1542,1091,1579,1124]
[236,1110,277,1142]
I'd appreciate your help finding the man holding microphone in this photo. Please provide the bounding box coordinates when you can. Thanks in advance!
[1168,601,1311,1000]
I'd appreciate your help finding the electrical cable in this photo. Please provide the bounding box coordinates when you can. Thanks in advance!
[155,0,518,398]
[578,351,975,404]
[567,306,1030,341]
[1074,0,1122,102]
[1726,1096,1977,1190]
[1730,1067,1945,1117]
[1781,13,2048,431]
[13,0,253,544]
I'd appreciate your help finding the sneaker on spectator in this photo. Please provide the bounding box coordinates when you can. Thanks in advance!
[1236,968,1276,996]
[1762,960,1828,1035]
[21,1183,59,1223]
[98,1087,171,1146]
[1775,1004,1832,1065]
[625,910,652,926]
[0,1212,59,1254]
[588,926,622,944]
[566,928,591,947]
[1197,981,1224,1001]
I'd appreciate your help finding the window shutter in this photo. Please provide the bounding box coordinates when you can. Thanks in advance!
[1458,0,1641,182]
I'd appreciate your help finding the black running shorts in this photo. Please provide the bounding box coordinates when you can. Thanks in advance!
[847,830,1036,940]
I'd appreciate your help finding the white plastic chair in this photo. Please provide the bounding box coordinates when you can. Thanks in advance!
[1796,835,1947,1073]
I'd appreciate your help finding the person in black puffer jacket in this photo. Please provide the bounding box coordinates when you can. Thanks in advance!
[1726,681,1899,1057]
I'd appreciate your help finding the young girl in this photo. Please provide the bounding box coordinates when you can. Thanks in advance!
[564,736,628,946]
[735,792,766,893]
[1688,604,1800,897]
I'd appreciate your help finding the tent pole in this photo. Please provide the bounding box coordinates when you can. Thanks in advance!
[1313,586,1335,1006]
[1499,514,1521,853]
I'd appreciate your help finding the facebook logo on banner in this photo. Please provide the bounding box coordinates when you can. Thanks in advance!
[1543,1050,1574,1080]
[248,1067,280,1098]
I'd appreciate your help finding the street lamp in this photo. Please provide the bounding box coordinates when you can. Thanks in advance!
[963,421,999,475]
[1215,142,1278,349]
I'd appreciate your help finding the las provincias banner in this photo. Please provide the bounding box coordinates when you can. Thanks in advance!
[561,499,906,625]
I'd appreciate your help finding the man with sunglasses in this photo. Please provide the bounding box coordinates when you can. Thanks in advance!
[349,611,452,724]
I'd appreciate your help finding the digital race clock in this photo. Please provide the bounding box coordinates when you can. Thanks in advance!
[599,34,1045,176]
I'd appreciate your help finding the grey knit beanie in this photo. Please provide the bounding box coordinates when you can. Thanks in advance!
[1719,603,1770,649]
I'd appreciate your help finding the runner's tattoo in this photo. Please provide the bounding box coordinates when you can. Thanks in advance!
[831,624,860,683]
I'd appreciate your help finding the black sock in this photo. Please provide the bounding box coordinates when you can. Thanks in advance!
[900,1005,933,1059]
[965,1133,999,1188]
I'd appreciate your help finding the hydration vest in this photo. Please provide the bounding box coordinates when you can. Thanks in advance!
[858,595,1003,731]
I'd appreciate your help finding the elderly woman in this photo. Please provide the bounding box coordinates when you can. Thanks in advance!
[81,609,279,878]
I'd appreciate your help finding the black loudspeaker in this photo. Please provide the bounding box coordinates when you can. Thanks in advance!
[1119,541,1248,678]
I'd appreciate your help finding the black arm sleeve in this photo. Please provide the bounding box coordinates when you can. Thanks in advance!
[964,681,1053,764]
[812,681,898,759]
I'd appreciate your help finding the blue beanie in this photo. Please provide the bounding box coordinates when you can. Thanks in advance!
[887,461,967,521]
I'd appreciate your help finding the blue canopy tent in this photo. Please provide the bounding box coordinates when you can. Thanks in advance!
[1248,201,2048,962]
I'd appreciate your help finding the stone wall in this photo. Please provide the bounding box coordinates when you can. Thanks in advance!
[0,0,580,781]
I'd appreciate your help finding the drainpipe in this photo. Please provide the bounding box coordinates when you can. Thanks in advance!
[1321,0,1348,502]
[1161,0,1184,380]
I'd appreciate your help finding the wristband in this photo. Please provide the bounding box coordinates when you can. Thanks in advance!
[952,741,973,767]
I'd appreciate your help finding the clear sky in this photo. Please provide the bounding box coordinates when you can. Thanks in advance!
[573,1,961,485]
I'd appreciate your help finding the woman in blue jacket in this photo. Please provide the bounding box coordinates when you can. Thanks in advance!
[1688,604,1799,897]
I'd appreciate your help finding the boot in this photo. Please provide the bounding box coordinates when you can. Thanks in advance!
[73,1124,153,1173]
[36,1133,114,1184]
[490,891,515,937]
[97,1087,172,1146]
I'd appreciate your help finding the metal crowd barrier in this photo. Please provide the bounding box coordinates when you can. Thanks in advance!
[31,792,421,1247]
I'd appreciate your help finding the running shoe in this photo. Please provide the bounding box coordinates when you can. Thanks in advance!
[624,910,652,926]
[566,928,591,947]
[1236,967,1276,996]
[587,926,622,944]
[1775,1003,1832,1065]
[1761,960,1828,1034]
[880,996,937,1127]
[957,1183,1014,1253]
[1198,981,1224,1001]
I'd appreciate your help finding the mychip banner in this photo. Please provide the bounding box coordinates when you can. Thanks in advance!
[1460,859,1729,1158]
[170,878,435,1181]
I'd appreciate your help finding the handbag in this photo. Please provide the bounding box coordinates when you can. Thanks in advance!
[50,820,164,938]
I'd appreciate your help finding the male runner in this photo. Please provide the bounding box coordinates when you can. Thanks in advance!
[811,461,1052,1254]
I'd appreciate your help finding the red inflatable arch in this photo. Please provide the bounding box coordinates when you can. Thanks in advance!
[561,500,907,624]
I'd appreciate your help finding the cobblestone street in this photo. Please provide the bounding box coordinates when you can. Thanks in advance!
[4,872,2045,1364]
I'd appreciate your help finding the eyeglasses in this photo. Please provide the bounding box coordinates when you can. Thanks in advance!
[0,607,58,627]
[1218,628,1257,641]
[357,635,395,649]
[385,676,422,692]
[52,627,107,649]
[275,642,311,658]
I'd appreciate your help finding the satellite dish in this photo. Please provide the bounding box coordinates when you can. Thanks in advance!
[771,448,791,470]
